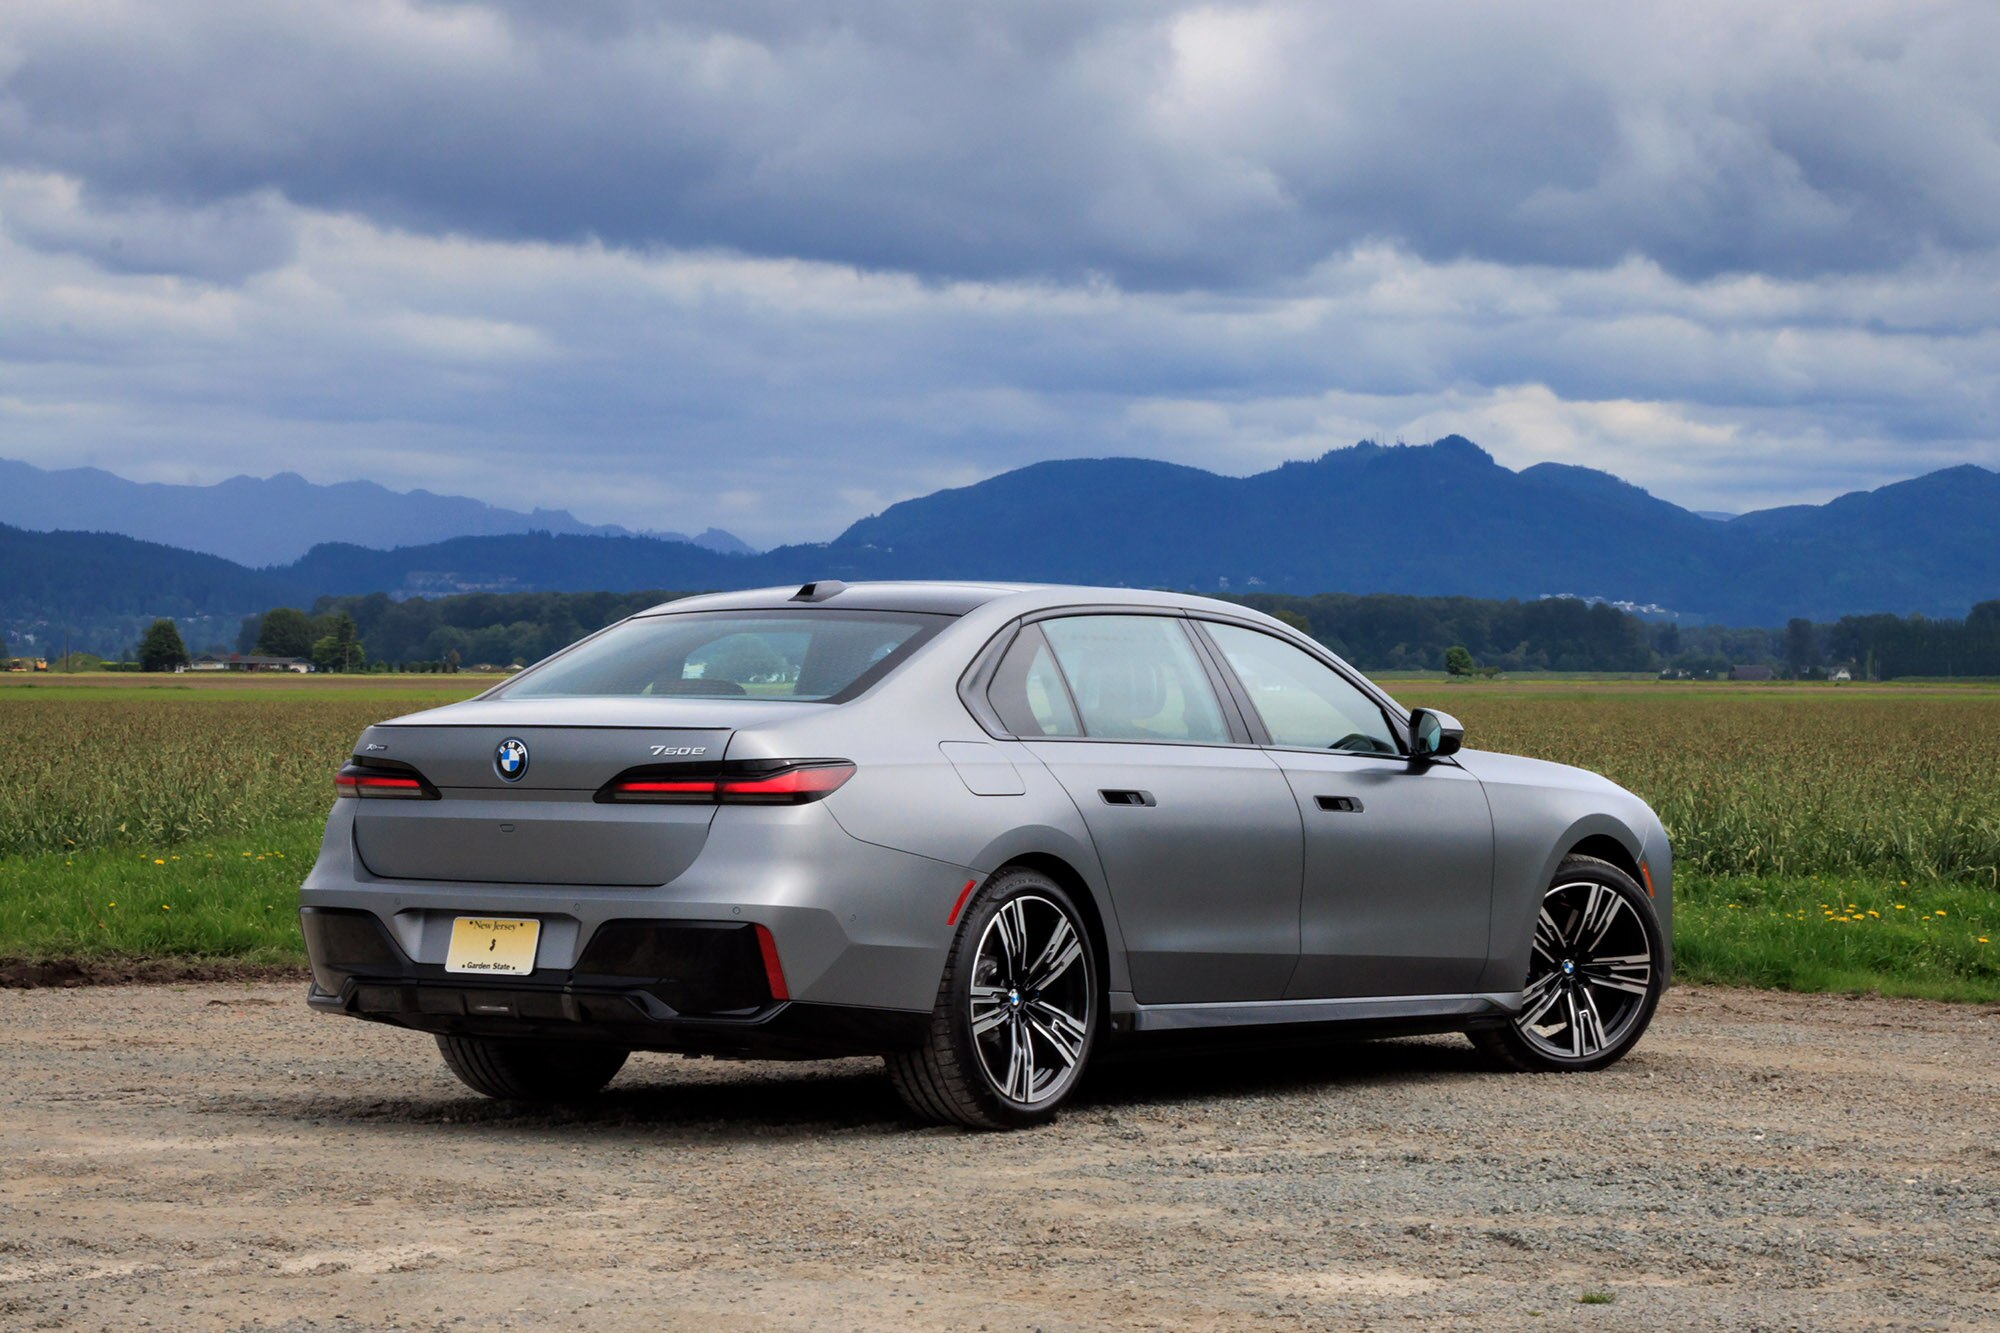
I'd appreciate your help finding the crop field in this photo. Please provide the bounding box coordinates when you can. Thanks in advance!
[1,674,1995,998]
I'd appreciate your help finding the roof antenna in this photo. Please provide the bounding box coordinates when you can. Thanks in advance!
[791,580,848,603]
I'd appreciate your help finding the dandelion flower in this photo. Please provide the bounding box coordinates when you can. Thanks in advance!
[152,858,164,865]
[1867,910,1880,918]
[1936,910,1948,917]
[1980,938,1991,945]
[1896,904,1907,910]
[160,904,171,911]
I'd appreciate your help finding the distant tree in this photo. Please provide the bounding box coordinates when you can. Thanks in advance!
[1271,609,1313,636]
[255,607,314,658]
[421,626,471,665]
[1784,618,1819,677]
[309,612,366,673]
[0,628,8,659]
[137,619,190,673]
[1444,645,1476,677]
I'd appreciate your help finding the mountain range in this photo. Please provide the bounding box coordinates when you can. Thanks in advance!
[0,458,754,565]
[3,438,1997,655]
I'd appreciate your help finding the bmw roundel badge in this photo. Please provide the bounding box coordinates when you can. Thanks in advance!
[494,737,529,782]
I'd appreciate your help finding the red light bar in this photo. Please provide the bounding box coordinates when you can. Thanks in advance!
[597,760,856,805]
[612,779,716,795]
[718,763,856,799]
[334,764,437,799]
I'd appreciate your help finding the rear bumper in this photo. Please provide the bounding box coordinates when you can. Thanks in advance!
[299,798,971,1013]
[301,907,927,1058]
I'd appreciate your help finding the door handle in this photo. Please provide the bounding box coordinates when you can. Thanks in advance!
[1100,789,1156,807]
[1315,795,1364,813]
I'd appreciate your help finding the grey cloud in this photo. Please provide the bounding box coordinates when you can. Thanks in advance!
[0,3,1996,546]
[0,188,1992,541]
[2,2,1996,289]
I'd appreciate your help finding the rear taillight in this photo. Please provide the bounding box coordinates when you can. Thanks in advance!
[335,761,440,800]
[599,759,856,806]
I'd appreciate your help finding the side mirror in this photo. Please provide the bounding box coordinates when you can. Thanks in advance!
[1409,707,1464,762]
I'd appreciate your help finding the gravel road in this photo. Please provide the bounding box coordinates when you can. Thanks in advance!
[2,983,1996,1331]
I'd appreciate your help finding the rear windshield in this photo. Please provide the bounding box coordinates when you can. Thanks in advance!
[496,610,946,702]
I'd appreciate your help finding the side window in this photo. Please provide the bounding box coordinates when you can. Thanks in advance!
[1040,615,1231,744]
[988,626,1082,737]
[1203,622,1399,756]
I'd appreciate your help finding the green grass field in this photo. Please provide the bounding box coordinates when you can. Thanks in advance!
[2,673,1995,999]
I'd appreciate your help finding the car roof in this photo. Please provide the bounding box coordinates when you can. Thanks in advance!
[637,581,1258,619]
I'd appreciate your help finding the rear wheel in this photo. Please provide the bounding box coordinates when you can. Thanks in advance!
[887,868,1100,1129]
[435,1034,629,1101]
[1469,855,1664,1072]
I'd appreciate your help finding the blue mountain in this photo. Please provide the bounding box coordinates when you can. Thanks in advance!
[0,458,754,566]
[3,439,1996,631]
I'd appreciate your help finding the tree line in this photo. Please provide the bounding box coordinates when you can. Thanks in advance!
[96,589,2000,678]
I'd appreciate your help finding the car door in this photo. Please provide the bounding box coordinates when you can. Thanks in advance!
[1194,620,1495,999]
[994,614,1304,1005]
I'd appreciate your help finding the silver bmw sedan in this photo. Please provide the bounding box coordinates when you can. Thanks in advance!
[301,581,1671,1128]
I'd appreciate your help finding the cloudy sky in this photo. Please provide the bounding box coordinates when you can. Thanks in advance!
[1,1,1995,545]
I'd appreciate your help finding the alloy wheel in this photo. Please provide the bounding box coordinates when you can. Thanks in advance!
[1514,879,1655,1061]
[967,894,1092,1105]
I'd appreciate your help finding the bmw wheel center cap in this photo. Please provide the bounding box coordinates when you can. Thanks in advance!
[495,738,530,782]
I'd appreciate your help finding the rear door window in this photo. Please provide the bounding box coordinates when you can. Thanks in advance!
[988,625,1083,737]
[1038,615,1231,744]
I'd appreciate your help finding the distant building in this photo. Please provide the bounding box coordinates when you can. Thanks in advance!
[185,653,313,674]
[1729,665,1776,681]
[3,657,49,672]
[1829,667,1853,682]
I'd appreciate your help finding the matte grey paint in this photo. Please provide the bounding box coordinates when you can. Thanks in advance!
[300,581,1671,1045]
[1272,750,1494,999]
[1024,738,1302,1004]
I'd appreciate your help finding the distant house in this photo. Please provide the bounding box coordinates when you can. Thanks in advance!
[1729,665,1776,681]
[185,653,313,674]
[1829,667,1853,682]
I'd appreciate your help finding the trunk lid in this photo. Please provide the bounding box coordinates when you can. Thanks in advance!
[348,700,760,886]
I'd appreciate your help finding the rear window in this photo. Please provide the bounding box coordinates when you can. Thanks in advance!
[497,610,945,702]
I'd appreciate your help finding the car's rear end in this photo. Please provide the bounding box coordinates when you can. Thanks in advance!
[298,593,992,1061]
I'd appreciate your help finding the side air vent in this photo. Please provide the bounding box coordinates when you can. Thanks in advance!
[791,579,848,602]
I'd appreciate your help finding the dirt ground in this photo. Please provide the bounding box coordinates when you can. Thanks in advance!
[2,984,1995,1332]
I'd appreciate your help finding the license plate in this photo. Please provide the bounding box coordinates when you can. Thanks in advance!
[445,917,541,976]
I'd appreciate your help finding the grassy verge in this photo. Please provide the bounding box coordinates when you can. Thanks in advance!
[0,818,320,965]
[3,827,1996,1001]
[1674,873,1999,1002]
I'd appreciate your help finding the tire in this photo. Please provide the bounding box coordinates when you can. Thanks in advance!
[1469,854,1665,1073]
[435,1034,629,1101]
[886,867,1101,1129]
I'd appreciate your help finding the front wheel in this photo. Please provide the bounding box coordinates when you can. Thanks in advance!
[1469,855,1665,1072]
[887,868,1100,1129]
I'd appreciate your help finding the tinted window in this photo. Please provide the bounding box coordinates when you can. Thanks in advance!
[499,611,939,702]
[989,626,1082,737]
[1040,616,1230,744]
[1204,622,1399,755]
